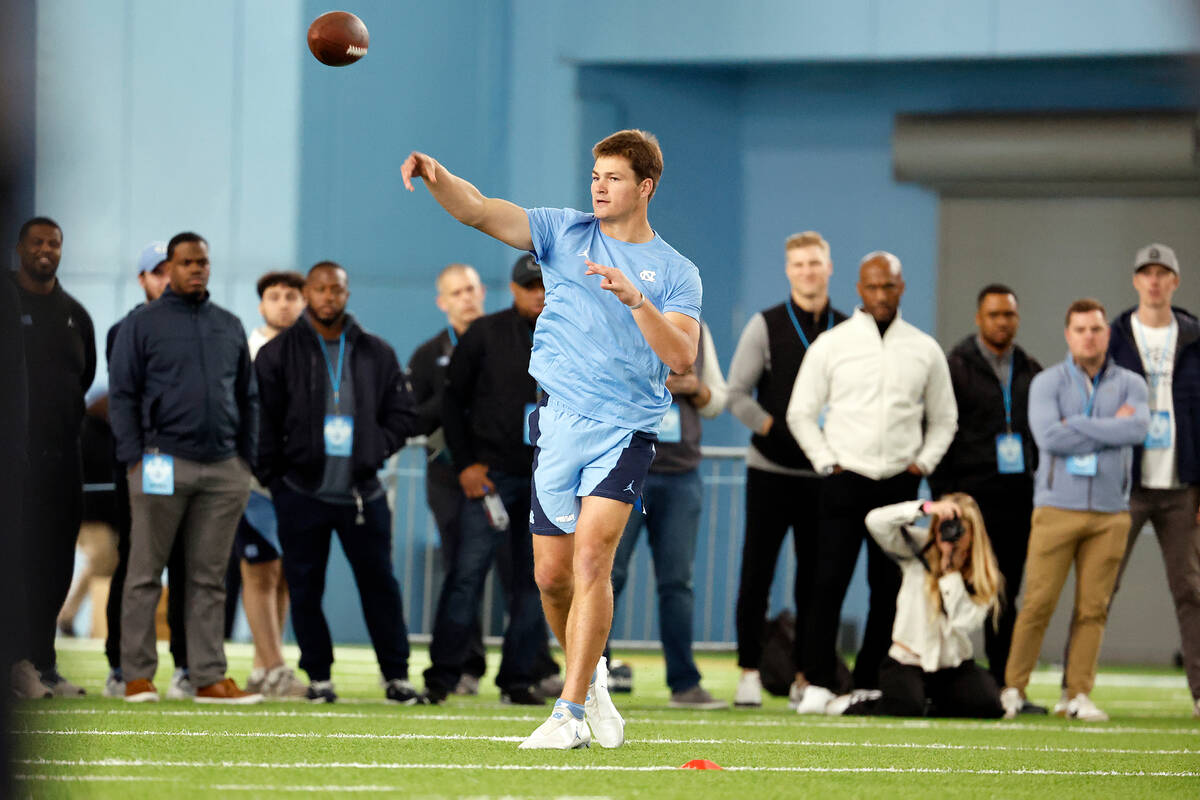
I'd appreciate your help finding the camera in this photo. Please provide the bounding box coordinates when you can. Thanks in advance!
[938,516,965,544]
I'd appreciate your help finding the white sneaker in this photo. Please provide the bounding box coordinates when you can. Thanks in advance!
[584,656,625,748]
[734,670,763,707]
[826,688,882,716]
[518,703,591,750]
[1066,693,1108,722]
[1052,689,1070,717]
[787,680,806,711]
[103,671,125,699]
[796,684,836,714]
[1000,687,1026,720]
[167,668,195,700]
[265,665,309,699]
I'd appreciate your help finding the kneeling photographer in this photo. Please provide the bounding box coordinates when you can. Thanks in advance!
[839,495,1004,718]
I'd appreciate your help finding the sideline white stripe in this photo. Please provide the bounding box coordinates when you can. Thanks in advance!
[15,764,1200,780]
[16,709,1200,737]
[18,732,1199,755]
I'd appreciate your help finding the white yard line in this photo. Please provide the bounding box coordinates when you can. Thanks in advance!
[16,708,1200,736]
[16,733,1199,756]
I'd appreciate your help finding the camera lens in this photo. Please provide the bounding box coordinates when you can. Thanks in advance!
[939,517,965,544]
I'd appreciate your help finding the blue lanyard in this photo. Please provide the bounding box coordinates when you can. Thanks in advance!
[1000,357,1014,432]
[1070,362,1103,417]
[786,302,832,349]
[318,331,347,409]
[447,326,458,348]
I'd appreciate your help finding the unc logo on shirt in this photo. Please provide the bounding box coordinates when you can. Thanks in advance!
[639,270,656,283]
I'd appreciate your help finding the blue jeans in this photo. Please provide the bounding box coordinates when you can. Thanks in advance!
[610,469,703,693]
[424,470,546,694]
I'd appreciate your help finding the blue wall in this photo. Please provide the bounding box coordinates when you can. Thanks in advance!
[32,0,1200,648]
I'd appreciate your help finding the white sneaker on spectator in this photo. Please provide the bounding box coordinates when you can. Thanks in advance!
[518,703,591,750]
[825,688,882,716]
[796,684,835,714]
[584,656,624,748]
[246,667,268,695]
[1000,687,1023,720]
[734,670,763,708]
[167,668,195,700]
[42,670,86,697]
[11,660,51,699]
[1066,693,1108,722]
[265,665,309,699]
[103,670,125,699]
[1052,689,1070,716]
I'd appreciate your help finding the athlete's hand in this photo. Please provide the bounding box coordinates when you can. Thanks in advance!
[401,151,441,192]
[459,463,495,499]
[585,260,642,307]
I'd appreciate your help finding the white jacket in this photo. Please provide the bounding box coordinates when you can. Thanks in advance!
[865,500,992,672]
[787,309,957,479]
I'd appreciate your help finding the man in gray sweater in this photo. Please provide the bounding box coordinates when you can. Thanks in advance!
[1001,298,1149,722]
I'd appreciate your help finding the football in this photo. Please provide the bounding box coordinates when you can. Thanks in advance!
[307,11,369,67]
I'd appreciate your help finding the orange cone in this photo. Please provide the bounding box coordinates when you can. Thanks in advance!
[680,759,723,770]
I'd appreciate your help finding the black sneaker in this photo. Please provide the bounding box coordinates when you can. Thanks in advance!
[306,680,338,703]
[608,661,633,694]
[501,686,546,706]
[419,685,446,705]
[385,679,420,705]
[1020,699,1049,715]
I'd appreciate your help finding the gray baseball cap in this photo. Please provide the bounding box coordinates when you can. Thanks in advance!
[1134,243,1179,276]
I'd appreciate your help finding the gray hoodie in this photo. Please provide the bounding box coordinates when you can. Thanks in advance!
[1028,355,1149,513]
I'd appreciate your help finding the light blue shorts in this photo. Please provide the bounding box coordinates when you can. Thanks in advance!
[529,395,657,535]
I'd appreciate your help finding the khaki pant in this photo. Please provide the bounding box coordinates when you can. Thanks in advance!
[1005,506,1130,697]
[121,456,250,688]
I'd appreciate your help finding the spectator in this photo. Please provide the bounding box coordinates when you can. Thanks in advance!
[255,261,421,704]
[103,241,191,699]
[407,263,488,694]
[727,230,849,708]
[788,251,957,712]
[109,231,260,704]
[929,285,1045,710]
[422,255,559,705]
[1069,245,1200,718]
[838,495,1004,718]
[1001,298,1149,722]
[610,319,728,709]
[238,270,307,698]
[10,216,95,698]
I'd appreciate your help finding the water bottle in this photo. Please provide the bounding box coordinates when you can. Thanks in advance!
[482,491,510,531]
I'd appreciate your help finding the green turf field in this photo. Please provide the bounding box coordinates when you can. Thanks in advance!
[12,638,1199,798]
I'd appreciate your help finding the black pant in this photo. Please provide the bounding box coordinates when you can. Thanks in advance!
[425,458,487,679]
[845,656,1003,718]
[425,471,546,695]
[803,470,920,690]
[274,485,410,682]
[969,479,1033,686]
[105,464,188,672]
[735,468,820,671]
[24,456,82,673]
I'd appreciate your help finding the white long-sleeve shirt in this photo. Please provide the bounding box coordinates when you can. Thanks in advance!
[866,500,992,672]
[787,309,957,479]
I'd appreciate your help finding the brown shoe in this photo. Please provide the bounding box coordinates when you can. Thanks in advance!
[124,678,159,703]
[195,677,263,705]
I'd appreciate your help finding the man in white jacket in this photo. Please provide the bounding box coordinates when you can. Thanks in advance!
[787,251,957,712]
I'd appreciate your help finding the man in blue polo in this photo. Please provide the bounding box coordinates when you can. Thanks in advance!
[402,129,702,749]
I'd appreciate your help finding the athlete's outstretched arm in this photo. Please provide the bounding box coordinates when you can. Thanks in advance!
[585,260,699,374]
[401,151,533,251]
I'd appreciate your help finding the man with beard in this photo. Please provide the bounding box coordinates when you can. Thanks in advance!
[10,216,95,698]
[255,261,422,703]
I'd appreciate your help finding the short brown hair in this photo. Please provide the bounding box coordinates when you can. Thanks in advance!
[592,129,663,198]
[1065,297,1106,327]
[256,270,305,298]
[784,231,830,258]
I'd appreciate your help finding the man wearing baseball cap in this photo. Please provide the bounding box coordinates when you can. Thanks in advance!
[1065,243,1200,718]
[421,254,561,705]
[102,241,191,699]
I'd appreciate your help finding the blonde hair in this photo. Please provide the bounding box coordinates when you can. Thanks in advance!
[785,231,830,258]
[925,493,1004,627]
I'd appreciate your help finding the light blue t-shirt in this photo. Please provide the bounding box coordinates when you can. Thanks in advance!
[525,207,702,433]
